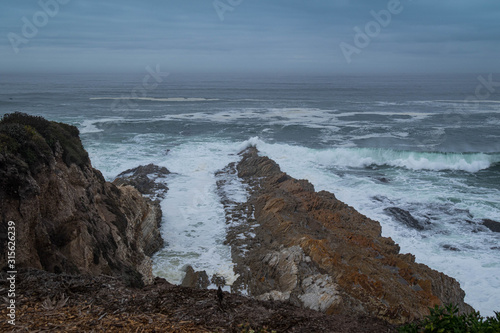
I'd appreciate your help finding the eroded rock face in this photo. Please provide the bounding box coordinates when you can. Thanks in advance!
[0,115,163,287]
[222,148,473,325]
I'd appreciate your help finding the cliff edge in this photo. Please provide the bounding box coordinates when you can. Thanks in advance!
[0,113,163,286]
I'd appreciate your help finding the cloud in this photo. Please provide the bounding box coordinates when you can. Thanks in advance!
[1,0,499,73]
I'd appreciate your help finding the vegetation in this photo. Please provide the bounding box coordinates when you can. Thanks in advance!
[399,304,500,333]
[0,112,88,170]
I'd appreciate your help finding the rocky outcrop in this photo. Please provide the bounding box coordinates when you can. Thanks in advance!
[113,164,170,201]
[221,148,473,325]
[0,113,163,286]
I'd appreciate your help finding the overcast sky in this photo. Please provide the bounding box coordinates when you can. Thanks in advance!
[1,0,499,74]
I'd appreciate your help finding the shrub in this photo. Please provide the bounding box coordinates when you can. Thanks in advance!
[398,304,500,333]
[0,112,88,168]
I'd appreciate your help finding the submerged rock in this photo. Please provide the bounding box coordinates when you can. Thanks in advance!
[0,113,163,286]
[384,207,426,231]
[482,219,500,233]
[221,147,473,325]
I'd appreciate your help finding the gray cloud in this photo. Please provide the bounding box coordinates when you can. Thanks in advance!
[1,0,499,74]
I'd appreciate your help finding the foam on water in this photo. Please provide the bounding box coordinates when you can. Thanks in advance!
[241,137,500,315]
[151,141,243,287]
[90,97,220,102]
[79,118,127,134]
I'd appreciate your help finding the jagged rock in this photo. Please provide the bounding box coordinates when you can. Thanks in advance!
[181,265,210,289]
[0,113,163,286]
[113,163,170,200]
[222,147,473,325]
[384,207,426,231]
[482,219,500,233]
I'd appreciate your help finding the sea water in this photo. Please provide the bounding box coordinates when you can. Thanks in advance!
[1,73,499,315]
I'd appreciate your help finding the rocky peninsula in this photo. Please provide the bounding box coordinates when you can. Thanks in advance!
[0,113,473,331]
[218,148,473,325]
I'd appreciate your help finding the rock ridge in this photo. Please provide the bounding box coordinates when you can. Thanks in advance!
[220,147,473,325]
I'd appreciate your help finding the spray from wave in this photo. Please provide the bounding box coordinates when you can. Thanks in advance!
[241,137,500,173]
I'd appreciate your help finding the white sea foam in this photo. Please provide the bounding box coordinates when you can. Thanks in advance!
[436,99,500,104]
[241,138,499,172]
[79,118,125,134]
[90,97,219,102]
[159,108,340,130]
[159,108,432,128]
[151,141,243,287]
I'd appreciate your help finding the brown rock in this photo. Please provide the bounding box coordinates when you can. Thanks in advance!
[0,114,163,286]
[181,265,210,289]
[223,147,473,325]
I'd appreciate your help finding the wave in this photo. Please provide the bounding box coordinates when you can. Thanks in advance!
[240,137,500,172]
[89,97,219,102]
[324,149,500,172]
[435,100,500,104]
[79,117,126,134]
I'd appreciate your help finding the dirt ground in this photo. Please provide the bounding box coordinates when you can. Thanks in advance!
[0,269,397,332]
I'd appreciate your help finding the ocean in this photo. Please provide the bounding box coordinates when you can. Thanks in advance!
[1,72,499,315]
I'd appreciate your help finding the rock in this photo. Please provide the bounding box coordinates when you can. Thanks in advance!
[384,207,426,231]
[222,147,473,325]
[114,163,170,200]
[0,113,163,286]
[482,219,500,233]
[442,244,460,251]
[181,265,210,289]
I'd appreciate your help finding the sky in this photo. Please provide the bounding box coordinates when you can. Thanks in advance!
[0,0,499,74]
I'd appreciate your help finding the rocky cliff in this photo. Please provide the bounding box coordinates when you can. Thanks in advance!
[220,147,473,325]
[0,113,163,286]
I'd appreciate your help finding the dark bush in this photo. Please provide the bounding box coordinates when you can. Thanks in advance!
[0,112,88,168]
[399,304,500,333]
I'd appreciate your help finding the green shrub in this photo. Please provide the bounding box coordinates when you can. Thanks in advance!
[0,122,52,170]
[399,304,500,333]
[0,112,88,168]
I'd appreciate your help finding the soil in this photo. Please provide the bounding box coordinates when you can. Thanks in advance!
[0,269,397,332]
